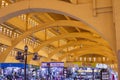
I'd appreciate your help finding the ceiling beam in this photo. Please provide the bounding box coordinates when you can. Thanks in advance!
[45,13,77,41]
[58,47,115,61]
[47,40,104,59]
[65,16,81,32]
[41,45,115,63]
[0,20,107,62]
[34,32,108,52]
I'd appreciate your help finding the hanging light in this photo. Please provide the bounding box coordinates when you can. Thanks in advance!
[24,45,28,52]
[32,52,39,60]
[16,51,22,60]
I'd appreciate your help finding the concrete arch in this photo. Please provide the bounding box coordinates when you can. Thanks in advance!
[27,40,107,63]
[0,20,104,62]
[41,46,115,63]
[48,40,102,58]
[72,52,111,60]
[58,46,115,61]
[39,44,115,62]
[47,41,113,60]
[66,52,115,62]
[0,0,116,51]
[34,32,109,52]
[0,0,86,23]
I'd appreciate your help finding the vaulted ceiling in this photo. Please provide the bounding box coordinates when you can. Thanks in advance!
[0,0,116,66]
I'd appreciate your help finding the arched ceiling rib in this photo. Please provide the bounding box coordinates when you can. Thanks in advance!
[0,20,103,62]
[53,45,113,59]
[40,46,115,63]
[0,0,91,23]
[27,40,107,62]
[27,39,114,63]
[48,40,102,58]
[71,51,116,62]
[64,52,115,62]
[58,47,115,61]
[34,32,109,52]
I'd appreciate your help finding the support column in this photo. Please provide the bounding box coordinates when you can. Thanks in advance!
[113,0,120,79]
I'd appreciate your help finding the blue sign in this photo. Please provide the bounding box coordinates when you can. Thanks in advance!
[0,63,28,68]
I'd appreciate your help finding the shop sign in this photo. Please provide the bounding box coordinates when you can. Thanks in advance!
[50,62,64,67]
[96,63,108,68]
[81,62,96,67]
[41,62,48,67]
[41,62,64,67]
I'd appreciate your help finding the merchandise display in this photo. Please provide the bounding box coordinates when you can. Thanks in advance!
[40,62,64,80]
[0,63,28,80]
[100,69,109,80]
[0,63,118,80]
[109,69,118,80]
